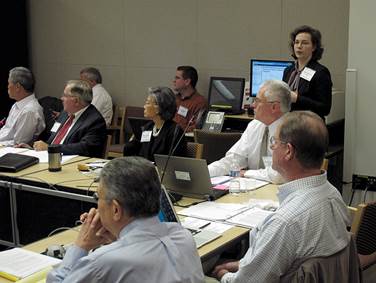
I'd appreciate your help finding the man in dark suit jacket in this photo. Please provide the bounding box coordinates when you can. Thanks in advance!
[33,80,107,157]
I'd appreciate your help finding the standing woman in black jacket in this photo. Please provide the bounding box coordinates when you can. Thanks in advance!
[123,86,187,162]
[283,25,332,119]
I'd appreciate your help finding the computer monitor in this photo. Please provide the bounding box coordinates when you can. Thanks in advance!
[250,59,294,97]
[208,77,245,114]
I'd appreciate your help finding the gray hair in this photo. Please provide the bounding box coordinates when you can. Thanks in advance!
[80,67,102,84]
[9,67,35,93]
[279,111,328,169]
[66,79,93,105]
[100,157,161,217]
[148,86,177,121]
[262,80,291,113]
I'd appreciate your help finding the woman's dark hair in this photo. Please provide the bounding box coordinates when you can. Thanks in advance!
[149,87,177,121]
[289,25,324,61]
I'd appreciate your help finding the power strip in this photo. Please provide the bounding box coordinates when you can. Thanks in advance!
[352,174,376,192]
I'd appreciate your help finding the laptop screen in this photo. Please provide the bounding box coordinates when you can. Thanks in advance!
[158,186,179,223]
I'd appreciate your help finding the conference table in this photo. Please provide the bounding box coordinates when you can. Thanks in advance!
[0,156,278,282]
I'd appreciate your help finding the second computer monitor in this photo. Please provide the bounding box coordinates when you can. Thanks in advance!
[250,59,293,97]
[208,77,245,115]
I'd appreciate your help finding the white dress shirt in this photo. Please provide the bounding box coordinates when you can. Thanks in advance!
[0,94,45,146]
[221,172,351,283]
[208,116,285,184]
[91,84,113,126]
[47,216,204,283]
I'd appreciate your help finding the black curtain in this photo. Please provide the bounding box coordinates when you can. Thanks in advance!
[0,0,28,119]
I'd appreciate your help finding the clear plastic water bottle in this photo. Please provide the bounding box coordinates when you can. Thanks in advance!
[229,161,240,177]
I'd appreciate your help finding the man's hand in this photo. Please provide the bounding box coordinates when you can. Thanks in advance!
[14,143,33,149]
[75,208,108,251]
[290,91,298,103]
[51,110,61,119]
[79,211,116,244]
[33,140,49,151]
[212,260,240,280]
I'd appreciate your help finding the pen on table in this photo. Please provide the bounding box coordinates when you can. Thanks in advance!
[199,222,211,230]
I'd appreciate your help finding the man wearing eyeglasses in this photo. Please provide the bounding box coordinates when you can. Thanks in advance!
[208,80,291,184]
[47,157,205,283]
[32,80,107,157]
[211,111,350,282]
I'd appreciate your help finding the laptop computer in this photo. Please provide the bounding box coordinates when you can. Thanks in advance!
[128,117,151,140]
[154,155,228,200]
[158,186,221,248]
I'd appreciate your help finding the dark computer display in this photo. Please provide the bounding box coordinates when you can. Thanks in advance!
[158,186,179,223]
[250,59,293,97]
[208,77,245,114]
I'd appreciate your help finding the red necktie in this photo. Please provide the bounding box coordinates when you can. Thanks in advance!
[52,115,75,144]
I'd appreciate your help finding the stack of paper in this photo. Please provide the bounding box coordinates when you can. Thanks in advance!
[226,207,274,228]
[178,202,248,221]
[0,248,61,281]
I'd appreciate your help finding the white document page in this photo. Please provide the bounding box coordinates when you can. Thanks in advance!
[238,178,269,192]
[0,248,61,280]
[18,149,77,164]
[178,202,248,221]
[226,207,274,228]
[0,147,28,157]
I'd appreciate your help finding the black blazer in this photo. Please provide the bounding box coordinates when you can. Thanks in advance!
[123,120,187,162]
[283,60,332,119]
[47,105,107,157]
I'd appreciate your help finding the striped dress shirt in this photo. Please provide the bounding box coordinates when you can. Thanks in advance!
[221,172,350,283]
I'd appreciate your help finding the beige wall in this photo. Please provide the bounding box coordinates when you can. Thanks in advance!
[27,0,349,107]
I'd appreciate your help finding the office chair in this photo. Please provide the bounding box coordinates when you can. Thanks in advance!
[351,201,376,269]
[194,129,241,164]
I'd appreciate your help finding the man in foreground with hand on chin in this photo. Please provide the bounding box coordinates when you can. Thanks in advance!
[47,156,204,283]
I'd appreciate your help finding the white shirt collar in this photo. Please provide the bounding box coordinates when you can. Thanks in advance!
[15,94,36,110]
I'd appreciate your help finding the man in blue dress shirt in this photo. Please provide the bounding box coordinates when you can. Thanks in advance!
[47,156,204,283]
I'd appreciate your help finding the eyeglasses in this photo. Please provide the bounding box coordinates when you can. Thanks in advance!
[269,136,288,147]
[270,136,296,149]
[93,192,99,201]
[253,97,280,104]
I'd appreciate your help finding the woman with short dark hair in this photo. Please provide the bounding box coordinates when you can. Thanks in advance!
[283,25,332,120]
[123,87,187,161]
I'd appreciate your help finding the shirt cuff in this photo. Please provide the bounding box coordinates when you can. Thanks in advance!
[62,245,89,268]
[221,272,235,283]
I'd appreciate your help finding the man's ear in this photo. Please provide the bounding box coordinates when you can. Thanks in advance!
[111,199,123,222]
[285,143,295,161]
[184,78,191,87]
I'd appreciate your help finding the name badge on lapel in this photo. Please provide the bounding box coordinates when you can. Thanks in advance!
[50,122,61,133]
[177,106,188,117]
[141,131,152,142]
[300,67,316,82]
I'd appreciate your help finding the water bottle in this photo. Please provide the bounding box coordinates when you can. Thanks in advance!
[229,161,240,177]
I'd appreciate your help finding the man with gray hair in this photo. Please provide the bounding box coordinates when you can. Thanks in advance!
[33,80,107,157]
[208,80,291,184]
[212,111,350,282]
[47,156,205,283]
[80,67,113,126]
[0,67,45,146]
